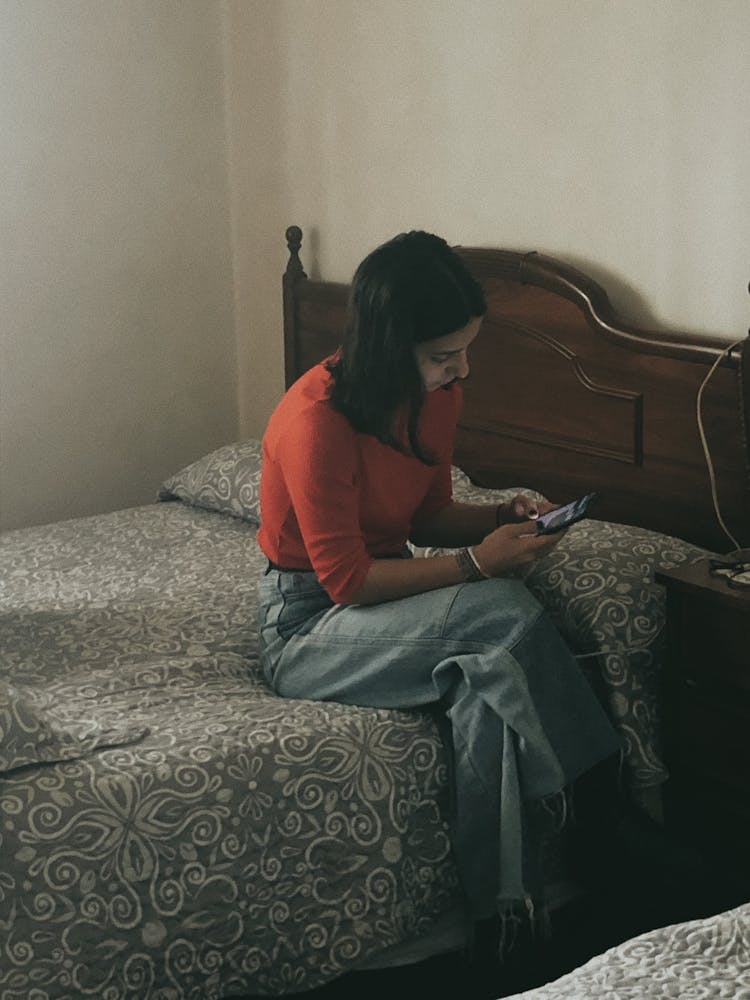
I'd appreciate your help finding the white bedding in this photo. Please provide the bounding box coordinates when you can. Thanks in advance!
[503,902,750,999]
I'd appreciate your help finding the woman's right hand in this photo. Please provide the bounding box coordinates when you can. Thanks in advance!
[472,520,565,577]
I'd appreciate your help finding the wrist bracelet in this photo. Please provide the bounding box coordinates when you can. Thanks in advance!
[456,546,490,582]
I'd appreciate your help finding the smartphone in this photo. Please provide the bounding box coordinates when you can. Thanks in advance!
[535,492,598,534]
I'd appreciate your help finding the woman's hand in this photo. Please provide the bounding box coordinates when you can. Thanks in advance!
[497,494,558,525]
[472,519,565,577]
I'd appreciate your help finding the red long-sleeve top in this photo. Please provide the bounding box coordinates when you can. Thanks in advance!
[257,360,461,603]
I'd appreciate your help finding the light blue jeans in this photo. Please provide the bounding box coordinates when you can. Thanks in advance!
[257,563,620,918]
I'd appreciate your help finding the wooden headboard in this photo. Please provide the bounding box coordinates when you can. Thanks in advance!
[282,225,750,554]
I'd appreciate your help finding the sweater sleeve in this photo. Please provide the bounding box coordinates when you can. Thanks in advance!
[278,406,372,603]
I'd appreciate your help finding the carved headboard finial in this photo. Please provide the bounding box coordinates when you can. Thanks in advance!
[285,226,305,282]
[286,225,302,255]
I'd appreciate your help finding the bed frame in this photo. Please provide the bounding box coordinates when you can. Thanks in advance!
[282,225,750,554]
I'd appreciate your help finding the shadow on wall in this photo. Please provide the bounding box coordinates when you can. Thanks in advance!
[564,254,708,337]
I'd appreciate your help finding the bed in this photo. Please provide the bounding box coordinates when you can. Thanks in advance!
[1,227,748,1000]
[502,899,750,1000]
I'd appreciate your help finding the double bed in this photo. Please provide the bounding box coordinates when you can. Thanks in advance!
[1,228,748,999]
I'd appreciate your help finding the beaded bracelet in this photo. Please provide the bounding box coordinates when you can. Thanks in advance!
[455,546,490,582]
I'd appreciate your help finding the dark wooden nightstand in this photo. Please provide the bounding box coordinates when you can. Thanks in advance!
[656,559,750,901]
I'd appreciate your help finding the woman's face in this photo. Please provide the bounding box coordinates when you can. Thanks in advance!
[414,317,482,392]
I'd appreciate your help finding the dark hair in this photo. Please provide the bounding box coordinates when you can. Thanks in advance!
[327,231,486,462]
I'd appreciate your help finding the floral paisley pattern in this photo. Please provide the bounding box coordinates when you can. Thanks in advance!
[0,444,716,998]
[158,439,262,524]
[0,677,148,772]
[504,901,750,999]
[0,504,458,999]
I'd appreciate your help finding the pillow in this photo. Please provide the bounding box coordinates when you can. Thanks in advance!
[158,438,263,525]
[0,678,149,775]
[420,468,712,796]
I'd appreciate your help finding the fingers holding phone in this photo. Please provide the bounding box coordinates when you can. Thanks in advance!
[502,494,541,523]
[474,519,566,577]
[534,493,598,534]
[501,495,562,525]
[475,492,598,577]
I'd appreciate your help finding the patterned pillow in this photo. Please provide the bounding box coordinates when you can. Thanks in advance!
[158,439,262,524]
[422,468,712,794]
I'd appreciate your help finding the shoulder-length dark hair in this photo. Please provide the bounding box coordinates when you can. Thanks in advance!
[327,231,486,463]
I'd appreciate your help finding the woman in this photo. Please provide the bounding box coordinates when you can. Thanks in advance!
[257,231,621,921]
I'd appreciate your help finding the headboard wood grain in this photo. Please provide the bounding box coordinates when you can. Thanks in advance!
[282,226,750,554]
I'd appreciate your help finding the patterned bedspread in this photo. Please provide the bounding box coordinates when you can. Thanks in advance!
[504,901,750,999]
[0,503,460,999]
[0,438,715,998]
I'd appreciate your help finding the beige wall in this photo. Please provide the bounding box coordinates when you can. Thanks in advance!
[1,1,236,531]
[224,0,750,442]
[3,1,749,531]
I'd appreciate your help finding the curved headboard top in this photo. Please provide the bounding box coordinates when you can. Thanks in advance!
[282,226,749,553]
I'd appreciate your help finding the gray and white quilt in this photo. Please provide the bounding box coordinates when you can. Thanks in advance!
[504,901,750,999]
[0,439,712,998]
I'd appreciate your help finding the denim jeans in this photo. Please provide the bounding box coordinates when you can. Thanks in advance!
[257,565,620,917]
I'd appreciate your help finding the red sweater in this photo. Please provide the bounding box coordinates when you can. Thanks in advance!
[258,360,461,603]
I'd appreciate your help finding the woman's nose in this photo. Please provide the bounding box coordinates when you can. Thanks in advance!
[454,354,470,379]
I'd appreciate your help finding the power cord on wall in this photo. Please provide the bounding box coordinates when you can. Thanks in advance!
[696,338,747,554]
[575,343,747,662]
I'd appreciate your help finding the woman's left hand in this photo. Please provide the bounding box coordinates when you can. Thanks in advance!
[498,495,557,525]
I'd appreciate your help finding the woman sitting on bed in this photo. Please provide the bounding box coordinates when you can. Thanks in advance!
[256,230,623,922]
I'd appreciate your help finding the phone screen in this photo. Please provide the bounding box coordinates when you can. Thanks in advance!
[535,493,598,534]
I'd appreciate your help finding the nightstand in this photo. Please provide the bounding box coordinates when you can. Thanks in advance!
[656,559,750,902]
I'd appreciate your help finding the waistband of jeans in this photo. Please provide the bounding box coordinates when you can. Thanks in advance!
[266,560,314,574]
[266,551,411,574]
